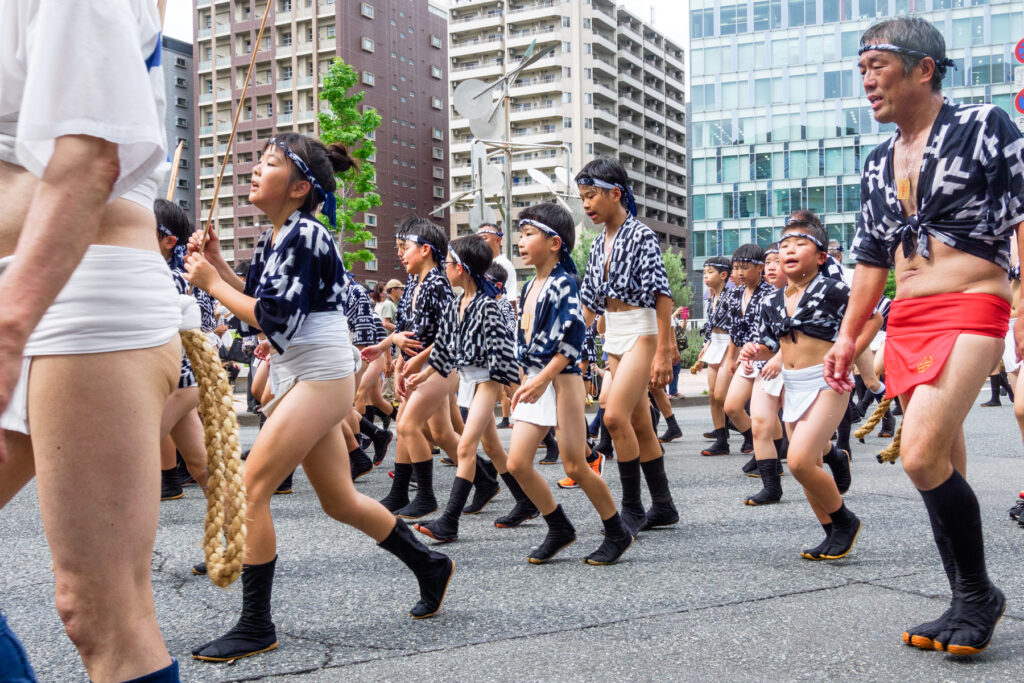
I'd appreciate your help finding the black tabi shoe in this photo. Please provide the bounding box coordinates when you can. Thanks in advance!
[378,520,454,619]
[739,429,754,454]
[933,585,1006,656]
[538,429,560,464]
[703,430,717,440]
[774,437,788,462]
[380,462,413,512]
[192,558,278,662]
[878,408,895,439]
[527,505,577,564]
[744,459,782,506]
[497,417,511,429]
[820,507,861,560]
[701,427,730,456]
[463,458,501,515]
[415,477,472,543]
[274,470,294,495]
[370,429,394,467]
[981,377,1001,407]
[192,561,207,576]
[742,456,759,476]
[892,399,903,416]
[396,461,438,519]
[619,503,648,536]
[594,423,615,460]
[350,448,374,481]
[801,524,832,560]
[639,457,678,530]
[658,415,682,443]
[584,513,634,565]
[356,433,372,451]
[1009,499,1024,521]
[494,499,540,528]
[903,604,956,651]
[161,468,185,501]
[823,446,852,495]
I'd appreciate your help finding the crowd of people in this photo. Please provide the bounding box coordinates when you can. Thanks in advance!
[1,8,1023,682]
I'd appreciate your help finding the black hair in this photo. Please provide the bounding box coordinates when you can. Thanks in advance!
[518,201,575,252]
[234,259,251,276]
[153,198,192,244]
[486,262,508,286]
[790,208,823,230]
[765,242,780,254]
[732,243,765,264]
[704,256,732,274]
[575,157,630,208]
[448,234,493,276]
[861,17,948,91]
[401,217,449,264]
[265,132,357,215]
[782,220,829,249]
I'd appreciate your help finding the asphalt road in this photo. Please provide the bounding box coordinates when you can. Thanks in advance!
[3,396,1024,682]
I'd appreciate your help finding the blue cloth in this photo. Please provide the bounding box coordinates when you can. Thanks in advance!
[0,611,36,683]
[123,659,179,683]
[580,215,672,316]
[668,362,681,395]
[343,273,380,347]
[241,210,349,354]
[853,101,1024,271]
[517,264,586,375]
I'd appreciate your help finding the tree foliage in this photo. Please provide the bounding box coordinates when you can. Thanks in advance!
[317,58,382,268]
[884,268,896,300]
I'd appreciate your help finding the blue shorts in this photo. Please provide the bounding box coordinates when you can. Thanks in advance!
[0,610,36,682]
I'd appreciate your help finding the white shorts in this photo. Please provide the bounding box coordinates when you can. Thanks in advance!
[263,338,356,417]
[510,369,558,427]
[1003,318,1020,374]
[603,308,658,356]
[0,246,186,435]
[703,332,730,366]
[456,365,490,409]
[781,364,840,423]
[870,329,886,353]
[759,373,784,398]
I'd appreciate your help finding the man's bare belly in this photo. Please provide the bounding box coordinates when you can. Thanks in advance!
[0,160,161,257]
[894,240,1010,303]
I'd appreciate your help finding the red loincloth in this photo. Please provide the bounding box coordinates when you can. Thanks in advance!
[884,293,1010,399]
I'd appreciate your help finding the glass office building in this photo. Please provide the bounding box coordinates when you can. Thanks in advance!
[687,0,1024,275]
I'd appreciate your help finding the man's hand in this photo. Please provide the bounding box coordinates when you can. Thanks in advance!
[823,334,857,393]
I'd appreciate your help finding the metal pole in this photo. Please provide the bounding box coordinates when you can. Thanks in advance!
[502,2,513,263]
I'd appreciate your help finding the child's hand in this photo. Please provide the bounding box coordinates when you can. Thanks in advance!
[393,331,422,355]
[511,374,550,409]
[183,252,220,293]
[253,340,272,361]
[405,371,428,393]
[761,353,782,380]
[361,344,384,363]
[738,342,760,364]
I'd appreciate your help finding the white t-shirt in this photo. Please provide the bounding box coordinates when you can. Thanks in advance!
[0,0,167,206]
[493,253,518,300]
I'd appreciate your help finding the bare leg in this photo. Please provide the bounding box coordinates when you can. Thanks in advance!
[506,421,555,514]
[0,431,35,509]
[750,385,781,462]
[724,373,754,433]
[706,363,726,429]
[169,410,210,490]
[604,335,658,464]
[554,374,616,518]
[786,390,850,515]
[650,385,672,419]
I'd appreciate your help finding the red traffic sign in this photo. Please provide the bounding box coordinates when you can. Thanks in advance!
[1016,90,1024,115]
[1017,38,1024,64]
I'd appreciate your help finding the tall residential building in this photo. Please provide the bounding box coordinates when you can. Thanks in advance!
[687,0,1024,288]
[446,0,687,277]
[193,0,450,283]
[161,36,196,212]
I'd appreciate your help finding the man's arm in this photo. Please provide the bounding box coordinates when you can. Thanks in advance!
[1014,223,1024,360]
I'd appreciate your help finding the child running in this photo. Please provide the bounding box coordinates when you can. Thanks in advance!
[696,257,735,455]
[739,220,862,560]
[507,201,634,564]
[577,158,679,534]
[185,134,453,663]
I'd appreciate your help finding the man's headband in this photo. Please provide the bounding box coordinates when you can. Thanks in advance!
[478,228,504,239]
[448,245,499,298]
[858,43,956,69]
[576,176,637,217]
[268,137,337,228]
[779,231,825,251]
[519,218,577,274]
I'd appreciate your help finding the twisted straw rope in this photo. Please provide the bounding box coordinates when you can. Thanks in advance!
[180,329,246,588]
[853,397,902,464]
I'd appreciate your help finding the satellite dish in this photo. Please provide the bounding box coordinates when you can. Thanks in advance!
[554,166,570,189]
[527,168,556,191]
[564,197,586,225]
[453,78,494,120]
[468,198,497,228]
[480,163,504,196]
[527,168,585,224]
[469,105,505,140]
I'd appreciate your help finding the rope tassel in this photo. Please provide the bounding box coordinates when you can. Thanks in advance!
[181,329,246,588]
[853,397,902,465]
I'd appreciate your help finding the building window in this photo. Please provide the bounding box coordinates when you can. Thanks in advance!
[365,213,377,226]
[175,77,187,88]
[178,199,190,210]
[432,185,445,199]
[176,116,188,128]
[431,146,444,160]
[365,235,378,248]
[175,57,187,69]
[362,71,375,86]
[281,32,292,47]
[326,25,335,39]
[365,257,378,271]
[175,96,188,108]
[431,96,442,109]
[431,127,443,140]
[176,178,189,189]
[430,65,442,79]
[176,137,189,149]
[179,158,189,169]
[360,2,374,19]
[361,36,374,52]
[430,34,442,49]
[432,166,444,180]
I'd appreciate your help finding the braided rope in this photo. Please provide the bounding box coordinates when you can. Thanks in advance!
[690,360,704,374]
[854,397,891,440]
[180,329,246,588]
[877,422,902,464]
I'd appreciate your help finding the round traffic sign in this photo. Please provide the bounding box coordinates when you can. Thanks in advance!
[1017,38,1024,64]
[1016,89,1024,115]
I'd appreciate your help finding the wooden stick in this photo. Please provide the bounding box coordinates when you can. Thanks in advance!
[197,0,272,254]
[165,140,185,202]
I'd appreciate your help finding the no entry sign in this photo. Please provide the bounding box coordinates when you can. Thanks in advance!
[1017,38,1024,64]
[1016,89,1024,115]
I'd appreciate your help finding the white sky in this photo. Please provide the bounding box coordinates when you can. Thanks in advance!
[164,1,690,51]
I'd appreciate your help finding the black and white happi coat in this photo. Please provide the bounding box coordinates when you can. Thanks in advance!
[240,210,348,354]
[758,274,850,353]
[724,280,777,348]
[497,296,517,335]
[853,101,1024,272]
[518,263,586,376]
[171,268,216,388]
[580,215,672,315]
[874,295,892,332]
[701,286,736,342]
[428,290,519,386]
[581,322,599,363]
[344,273,384,347]
[393,266,454,358]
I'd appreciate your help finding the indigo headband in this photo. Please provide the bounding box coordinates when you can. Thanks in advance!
[448,246,499,298]
[779,231,825,251]
[519,218,577,274]
[268,137,337,228]
[857,43,955,68]
[576,176,637,217]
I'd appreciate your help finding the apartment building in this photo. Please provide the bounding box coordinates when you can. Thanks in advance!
[161,36,197,212]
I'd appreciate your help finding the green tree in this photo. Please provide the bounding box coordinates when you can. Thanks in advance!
[317,58,382,269]
[662,248,694,308]
[571,226,599,274]
[884,269,896,300]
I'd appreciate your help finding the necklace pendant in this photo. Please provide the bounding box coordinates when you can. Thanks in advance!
[784,285,799,298]
[896,177,911,201]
